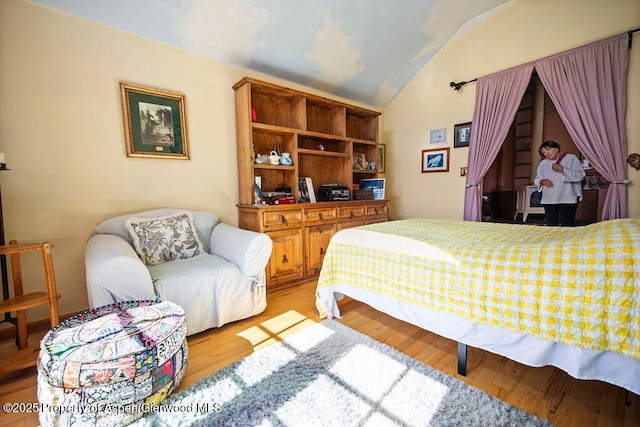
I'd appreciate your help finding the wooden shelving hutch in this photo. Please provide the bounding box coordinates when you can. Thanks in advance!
[234,78,388,289]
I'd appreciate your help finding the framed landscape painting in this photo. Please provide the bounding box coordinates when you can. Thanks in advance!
[120,82,190,159]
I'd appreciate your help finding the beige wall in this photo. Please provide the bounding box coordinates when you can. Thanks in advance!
[383,0,640,220]
[0,0,371,322]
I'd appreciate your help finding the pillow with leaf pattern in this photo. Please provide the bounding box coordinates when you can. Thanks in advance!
[126,211,204,266]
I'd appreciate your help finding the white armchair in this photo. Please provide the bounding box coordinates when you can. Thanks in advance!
[85,209,272,335]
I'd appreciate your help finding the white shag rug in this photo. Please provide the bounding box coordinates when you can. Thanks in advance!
[132,319,553,426]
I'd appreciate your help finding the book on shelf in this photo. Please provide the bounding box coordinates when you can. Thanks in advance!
[298,177,316,203]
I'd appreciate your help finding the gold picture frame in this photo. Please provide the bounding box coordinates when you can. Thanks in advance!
[378,144,386,173]
[120,82,189,159]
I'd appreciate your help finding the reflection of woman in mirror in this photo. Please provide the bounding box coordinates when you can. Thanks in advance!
[534,140,585,226]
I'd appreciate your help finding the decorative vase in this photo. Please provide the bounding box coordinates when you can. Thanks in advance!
[280,153,292,165]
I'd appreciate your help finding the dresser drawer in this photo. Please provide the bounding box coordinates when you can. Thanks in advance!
[263,209,303,230]
[304,207,337,223]
[365,204,387,216]
[338,205,365,220]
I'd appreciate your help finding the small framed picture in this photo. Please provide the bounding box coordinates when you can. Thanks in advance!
[454,122,472,148]
[422,147,450,173]
[429,127,448,145]
[377,144,386,173]
[120,82,189,159]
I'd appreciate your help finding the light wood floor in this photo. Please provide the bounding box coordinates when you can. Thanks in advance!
[1,281,638,426]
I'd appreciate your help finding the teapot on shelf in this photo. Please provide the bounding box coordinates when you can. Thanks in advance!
[268,151,281,165]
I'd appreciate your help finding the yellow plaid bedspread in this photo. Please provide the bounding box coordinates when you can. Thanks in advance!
[316,218,640,359]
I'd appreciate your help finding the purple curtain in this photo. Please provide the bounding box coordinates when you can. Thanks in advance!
[535,34,629,219]
[463,65,534,221]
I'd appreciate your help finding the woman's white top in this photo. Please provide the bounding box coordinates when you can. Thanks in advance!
[534,153,585,204]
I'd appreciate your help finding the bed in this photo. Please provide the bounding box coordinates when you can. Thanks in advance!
[315,218,640,395]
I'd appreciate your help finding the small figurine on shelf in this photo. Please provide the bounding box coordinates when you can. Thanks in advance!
[353,153,367,170]
[319,144,325,151]
[368,161,376,170]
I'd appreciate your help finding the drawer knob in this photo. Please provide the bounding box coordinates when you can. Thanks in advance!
[282,254,288,264]
[280,215,288,225]
[319,213,323,220]
[320,247,324,255]
[349,210,354,219]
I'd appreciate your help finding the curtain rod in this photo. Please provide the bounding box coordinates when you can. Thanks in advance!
[449,27,640,91]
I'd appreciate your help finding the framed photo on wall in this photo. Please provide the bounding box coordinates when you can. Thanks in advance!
[120,82,190,159]
[428,127,448,145]
[422,147,450,173]
[454,122,472,148]
[378,144,386,173]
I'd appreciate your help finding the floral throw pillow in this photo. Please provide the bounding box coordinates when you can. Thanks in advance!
[126,211,204,266]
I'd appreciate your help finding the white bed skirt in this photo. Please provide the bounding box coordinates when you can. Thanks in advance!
[317,284,640,395]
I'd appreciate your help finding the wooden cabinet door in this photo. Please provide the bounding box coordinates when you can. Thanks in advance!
[266,228,303,288]
[305,224,336,277]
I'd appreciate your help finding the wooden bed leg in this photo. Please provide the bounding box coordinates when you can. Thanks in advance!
[457,342,467,376]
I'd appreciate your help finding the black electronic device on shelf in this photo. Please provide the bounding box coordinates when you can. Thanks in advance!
[317,184,350,201]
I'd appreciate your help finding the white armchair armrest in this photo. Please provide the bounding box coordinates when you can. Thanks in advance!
[210,223,272,278]
[85,234,156,308]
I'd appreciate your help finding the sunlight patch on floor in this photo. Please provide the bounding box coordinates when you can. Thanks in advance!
[237,310,319,351]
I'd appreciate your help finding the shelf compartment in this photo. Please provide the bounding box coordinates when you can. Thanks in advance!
[254,168,296,196]
[298,134,349,155]
[252,127,296,159]
[298,155,351,191]
[298,148,350,158]
[353,142,378,172]
[251,88,305,130]
[346,107,379,142]
[306,99,345,137]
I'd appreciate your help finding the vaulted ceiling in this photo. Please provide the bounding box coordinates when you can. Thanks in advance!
[28,0,511,107]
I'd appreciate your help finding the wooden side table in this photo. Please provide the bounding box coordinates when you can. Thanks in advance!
[0,241,60,373]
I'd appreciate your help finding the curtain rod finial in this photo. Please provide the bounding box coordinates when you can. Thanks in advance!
[450,79,477,91]
[450,81,463,91]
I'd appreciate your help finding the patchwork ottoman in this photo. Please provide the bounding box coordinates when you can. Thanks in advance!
[37,300,188,427]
